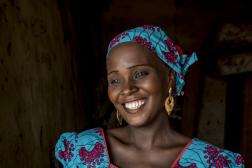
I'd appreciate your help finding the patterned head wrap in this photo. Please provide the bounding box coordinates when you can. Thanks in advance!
[106,25,198,95]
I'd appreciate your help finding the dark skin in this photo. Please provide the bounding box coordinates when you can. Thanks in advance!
[106,42,190,168]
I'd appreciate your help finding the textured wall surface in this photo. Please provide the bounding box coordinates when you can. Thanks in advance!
[0,0,84,167]
[242,76,252,165]
[197,76,227,147]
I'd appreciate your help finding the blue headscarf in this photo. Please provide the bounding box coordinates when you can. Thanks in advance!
[107,25,198,95]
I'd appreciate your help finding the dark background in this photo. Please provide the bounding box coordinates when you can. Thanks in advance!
[0,0,251,167]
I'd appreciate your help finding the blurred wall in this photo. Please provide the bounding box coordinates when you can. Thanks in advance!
[0,0,85,167]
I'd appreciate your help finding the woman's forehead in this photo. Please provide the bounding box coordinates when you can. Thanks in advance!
[106,42,167,72]
[107,43,155,64]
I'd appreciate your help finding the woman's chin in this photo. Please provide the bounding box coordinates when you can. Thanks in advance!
[124,116,149,127]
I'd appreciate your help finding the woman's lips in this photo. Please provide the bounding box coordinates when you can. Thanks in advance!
[122,99,146,113]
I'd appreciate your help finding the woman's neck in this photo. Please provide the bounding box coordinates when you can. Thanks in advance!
[126,112,175,150]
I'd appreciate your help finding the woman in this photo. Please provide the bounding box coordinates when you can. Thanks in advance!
[55,25,245,168]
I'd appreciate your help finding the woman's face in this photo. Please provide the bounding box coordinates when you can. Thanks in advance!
[106,42,169,127]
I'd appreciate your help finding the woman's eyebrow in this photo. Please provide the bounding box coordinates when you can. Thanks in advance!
[107,70,118,76]
[107,64,152,75]
[128,64,152,69]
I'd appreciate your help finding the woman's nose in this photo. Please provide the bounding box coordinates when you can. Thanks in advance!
[121,80,137,95]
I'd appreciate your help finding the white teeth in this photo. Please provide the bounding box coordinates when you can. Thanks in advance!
[124,100,145,110]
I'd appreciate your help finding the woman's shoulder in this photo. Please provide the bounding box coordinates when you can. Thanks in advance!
[55,128,105,147]
[176,138,245,167]
[54,127,110,168]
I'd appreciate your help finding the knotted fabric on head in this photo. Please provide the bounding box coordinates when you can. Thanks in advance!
[106,25,198,95]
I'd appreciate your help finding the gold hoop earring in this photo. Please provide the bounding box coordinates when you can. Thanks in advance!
[116,110,122,126]
[165,88,174,115]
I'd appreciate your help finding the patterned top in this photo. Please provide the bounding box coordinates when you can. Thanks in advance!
[55,128,245,168]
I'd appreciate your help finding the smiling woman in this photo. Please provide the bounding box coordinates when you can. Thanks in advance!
[54,25,245,168]
[107,43,168,127]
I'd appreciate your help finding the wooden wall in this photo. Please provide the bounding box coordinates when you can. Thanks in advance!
[0,0,85,167]
[241,75,252,165]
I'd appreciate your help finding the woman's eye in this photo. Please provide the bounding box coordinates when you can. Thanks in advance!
[134,71,148,79]
[110,79,120,85]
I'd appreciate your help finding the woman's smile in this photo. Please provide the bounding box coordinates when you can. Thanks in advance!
[122,98,147,113]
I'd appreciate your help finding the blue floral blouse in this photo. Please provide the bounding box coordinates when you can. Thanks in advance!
[55,128,245,168]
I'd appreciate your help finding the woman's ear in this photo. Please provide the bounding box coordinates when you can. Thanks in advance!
[167,70,175,88]
[163,70,175,95]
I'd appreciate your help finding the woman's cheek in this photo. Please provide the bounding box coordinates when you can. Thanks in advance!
[108,86,119,102]
[143,75,162,92]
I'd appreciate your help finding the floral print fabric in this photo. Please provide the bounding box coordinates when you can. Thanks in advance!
[55,128,245,168]
[174,138,245,168]
[106,25,198,95]
[55,128,114,168]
